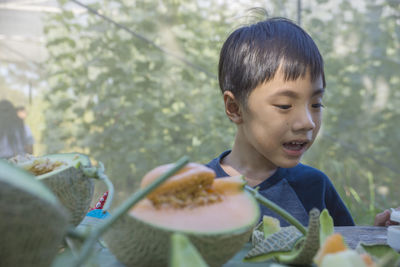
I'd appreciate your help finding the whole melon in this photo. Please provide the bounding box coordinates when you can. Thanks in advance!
[103,163,260,267]
[0,159,69,267]
[10,153,95,226]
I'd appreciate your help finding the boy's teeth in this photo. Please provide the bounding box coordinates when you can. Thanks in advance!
[284,142,305,151]
[290,141,303,145]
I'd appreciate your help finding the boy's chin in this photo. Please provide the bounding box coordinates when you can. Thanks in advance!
[278,158,302,168]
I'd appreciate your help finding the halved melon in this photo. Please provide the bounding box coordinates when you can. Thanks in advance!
[0,159,69,267]
[10,153,95,226]
[314,233,348,266]
[103,163,260,267]
[320,250,368,267]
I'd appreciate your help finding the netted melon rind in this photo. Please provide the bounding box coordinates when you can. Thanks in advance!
[9,153,96,226]
[40,166,94,226]
[103,213,255,267]
[0,174,69,267]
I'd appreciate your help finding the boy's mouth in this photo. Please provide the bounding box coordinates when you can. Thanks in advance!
[282,141,308,151]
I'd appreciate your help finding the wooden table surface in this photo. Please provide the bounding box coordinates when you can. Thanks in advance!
[77,216,388,267]
[334,226,387,249]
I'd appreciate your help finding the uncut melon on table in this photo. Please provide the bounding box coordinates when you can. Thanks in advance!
[0,159,69,267]
[10,153,102,226]
[103,162,260,267]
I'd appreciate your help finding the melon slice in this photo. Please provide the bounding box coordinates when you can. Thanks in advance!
[320,250,368,267]
[10,153,97,226]
[314,233,348,265]
[0,159,69,267]
[103,162,260,267]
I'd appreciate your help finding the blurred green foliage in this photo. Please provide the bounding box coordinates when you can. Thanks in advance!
[301,0,400,224]
[39,0,400,224]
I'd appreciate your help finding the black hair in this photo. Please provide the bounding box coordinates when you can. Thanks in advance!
[16,106,26,112]
[218,17,326,104]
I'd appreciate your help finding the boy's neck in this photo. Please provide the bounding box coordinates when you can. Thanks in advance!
[220,136,278,187]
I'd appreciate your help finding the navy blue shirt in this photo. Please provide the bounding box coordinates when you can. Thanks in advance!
[206,150,355,227]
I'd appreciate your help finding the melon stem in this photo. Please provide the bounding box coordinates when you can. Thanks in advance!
[244,185,307,236]
[66,227,87,241]
[69,156,190,267]
[82,163,114,212]
[97,162,114,212]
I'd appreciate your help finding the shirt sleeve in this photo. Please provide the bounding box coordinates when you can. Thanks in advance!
[325,178,355,226]
[287,164,355,226]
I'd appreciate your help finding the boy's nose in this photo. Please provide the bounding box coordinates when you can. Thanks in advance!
[292,108,316,132]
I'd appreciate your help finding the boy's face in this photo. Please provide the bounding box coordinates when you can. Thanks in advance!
[237,68,324,169]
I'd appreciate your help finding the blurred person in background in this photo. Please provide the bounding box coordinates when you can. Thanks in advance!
[16,105,28,121]
[0,100,34,159]
[16,105,34,153]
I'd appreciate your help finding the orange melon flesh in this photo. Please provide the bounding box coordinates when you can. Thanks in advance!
[130,189,256,232]
[129,175,257,233]
[140,162,215,205]
[360,253,375,267]
[314,233,348,265]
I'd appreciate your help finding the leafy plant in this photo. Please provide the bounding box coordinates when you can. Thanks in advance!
[38,0,400,222]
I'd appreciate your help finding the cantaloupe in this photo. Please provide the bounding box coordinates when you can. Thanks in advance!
[319,250,368,267]
[10,153,105,226]
[0,159,69,267]
[103,163,260,267]
[314,233,348,265]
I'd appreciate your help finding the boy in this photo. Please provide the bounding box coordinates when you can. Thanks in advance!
[206,17,353,226]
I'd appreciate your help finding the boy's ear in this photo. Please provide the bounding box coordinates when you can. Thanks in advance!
[223,91,243,124]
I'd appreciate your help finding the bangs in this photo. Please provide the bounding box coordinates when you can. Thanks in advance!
[278,41,325,88]
[247,21,326,88]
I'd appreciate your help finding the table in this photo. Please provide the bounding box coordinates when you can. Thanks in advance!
[335,226,387,249]
[76,216,388,266]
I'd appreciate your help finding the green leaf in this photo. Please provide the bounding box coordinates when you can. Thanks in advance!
[356,243,400,267]
[319,209,334,246]
[170,233,209,267]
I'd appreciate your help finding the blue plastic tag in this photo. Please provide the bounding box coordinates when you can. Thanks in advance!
[86,209,111,219]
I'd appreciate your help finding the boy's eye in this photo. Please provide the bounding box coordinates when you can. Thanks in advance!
[312,103,325,109]
[275,105,292,110]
